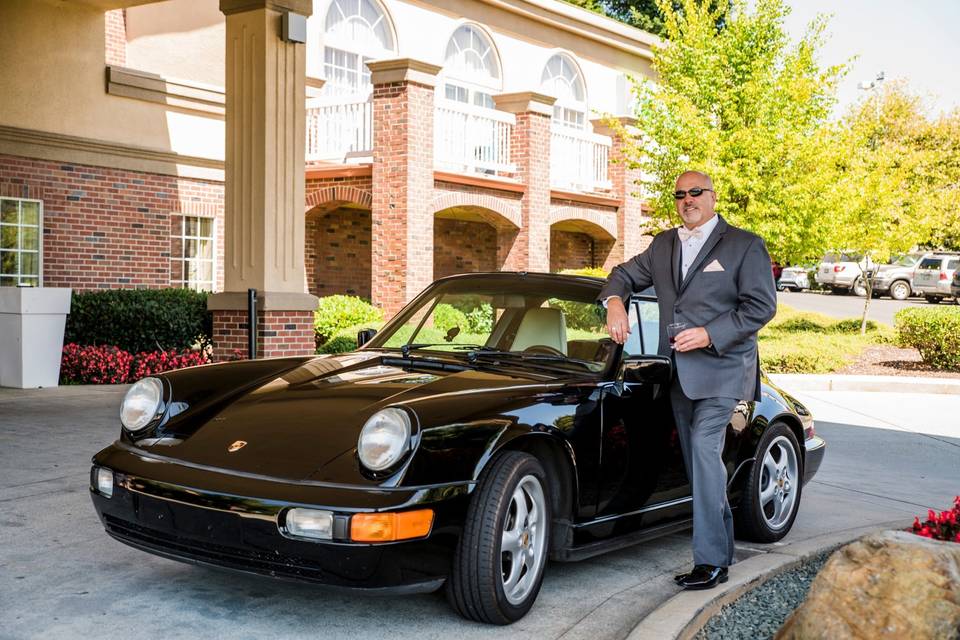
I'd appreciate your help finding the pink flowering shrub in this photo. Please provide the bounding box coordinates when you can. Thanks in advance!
[60,343,209,385]
[911,496,960,543]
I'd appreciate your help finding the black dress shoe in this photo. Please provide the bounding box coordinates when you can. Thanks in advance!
[673,568,694,584]
[677,564,728,590]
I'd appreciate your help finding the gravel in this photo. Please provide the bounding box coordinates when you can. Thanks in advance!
[694,550,832,640]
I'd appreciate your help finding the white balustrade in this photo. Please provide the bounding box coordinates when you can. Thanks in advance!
[434,100,516,175]
[305,97,373,163]
[550,126,613,192]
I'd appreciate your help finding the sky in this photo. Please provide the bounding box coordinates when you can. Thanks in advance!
[780,0,960,119]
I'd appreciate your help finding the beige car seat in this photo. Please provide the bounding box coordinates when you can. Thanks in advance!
[510,307,567,354]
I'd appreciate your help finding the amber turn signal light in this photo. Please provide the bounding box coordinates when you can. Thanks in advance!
[350,509,434,542]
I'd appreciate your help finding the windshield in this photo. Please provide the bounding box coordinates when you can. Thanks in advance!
[889,254,921,267]
[365,276,611,372]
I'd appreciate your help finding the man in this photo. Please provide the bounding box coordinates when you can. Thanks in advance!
[598,170,777,590]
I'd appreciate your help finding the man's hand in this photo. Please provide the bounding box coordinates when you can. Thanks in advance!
[605,297,631,344]
[674,327,711,352]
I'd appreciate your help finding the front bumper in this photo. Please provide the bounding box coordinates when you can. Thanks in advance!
[778,275,809,289]
[90,443,472,593]
[802,435,826,485]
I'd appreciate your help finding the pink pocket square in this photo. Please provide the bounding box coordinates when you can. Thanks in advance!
[703,259,725,272]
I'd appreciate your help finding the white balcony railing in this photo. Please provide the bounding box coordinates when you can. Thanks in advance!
[550,126,613,192]
[305,97,373,163]
[434,99,516,175]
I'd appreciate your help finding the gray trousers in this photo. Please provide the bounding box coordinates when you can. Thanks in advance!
[670,383,738,567]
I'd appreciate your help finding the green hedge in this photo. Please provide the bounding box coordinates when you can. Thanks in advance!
[895,307,960,370]
[64,288,212,353]
[314,295,383,346]
[318,321,386,354]
[559,267,609,279]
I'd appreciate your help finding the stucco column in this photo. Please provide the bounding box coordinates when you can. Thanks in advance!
[592,117,650,269]
[368,59,440,318]
[493,92,555,273]
[208,0,317,360]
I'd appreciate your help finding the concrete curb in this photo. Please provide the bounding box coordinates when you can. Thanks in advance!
[627,519,908,640]
[769,373,960,395]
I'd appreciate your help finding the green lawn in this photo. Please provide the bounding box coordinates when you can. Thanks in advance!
[759,304,893,374]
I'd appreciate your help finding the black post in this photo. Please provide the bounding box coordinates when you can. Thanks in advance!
[247,288,257,359]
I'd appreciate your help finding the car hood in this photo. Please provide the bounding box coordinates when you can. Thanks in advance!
[143,351,564,482]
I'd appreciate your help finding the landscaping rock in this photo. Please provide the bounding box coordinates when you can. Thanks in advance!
[776,530,960,640]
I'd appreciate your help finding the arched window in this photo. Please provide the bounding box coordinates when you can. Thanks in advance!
[322,0,395,98]
[541,53,587,129]
[441,24,501,109]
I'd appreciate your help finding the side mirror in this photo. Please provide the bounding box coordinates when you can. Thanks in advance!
[620,355,672,385]
[357,328,377,347]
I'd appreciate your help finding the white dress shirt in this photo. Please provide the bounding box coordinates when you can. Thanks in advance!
[679,214,719,280]
[601,214,721,309]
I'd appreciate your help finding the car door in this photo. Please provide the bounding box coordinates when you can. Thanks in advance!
[913,256,942,292]
[596,297,689,529]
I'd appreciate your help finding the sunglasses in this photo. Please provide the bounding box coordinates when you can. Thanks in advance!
[673,187,713,199]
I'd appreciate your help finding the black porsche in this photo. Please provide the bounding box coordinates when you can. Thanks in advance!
[90,272,825,624]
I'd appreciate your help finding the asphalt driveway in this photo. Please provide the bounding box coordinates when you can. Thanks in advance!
[1,384,957,639]
[776,289,938,325]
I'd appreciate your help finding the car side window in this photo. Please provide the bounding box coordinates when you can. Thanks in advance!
[947,259,958,271]
[624,299,659,356]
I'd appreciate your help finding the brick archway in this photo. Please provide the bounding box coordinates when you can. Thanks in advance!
[432,192,521,230]
[305,185,373,214]
[548,206,618,241]
[304,186,374,299]
[549,207,618,273]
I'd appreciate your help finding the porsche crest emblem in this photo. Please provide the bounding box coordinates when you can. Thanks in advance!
[227,440,248,453]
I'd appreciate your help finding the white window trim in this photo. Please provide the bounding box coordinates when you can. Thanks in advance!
[171,215,217,292]
[320,0,397,98]
[440,22,502,105]
[541,52,589,129]
[0,196,43,287]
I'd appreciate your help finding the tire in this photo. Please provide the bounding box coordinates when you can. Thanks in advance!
[734,423,802,543]
[888,280,911,301]
[852,278,867,297]
[447,451,551,624]
[926,296,940,304]
[777,283,785,292]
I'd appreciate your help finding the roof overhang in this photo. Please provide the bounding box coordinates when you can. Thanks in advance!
[67,0,168,9]
[477,0,660,61]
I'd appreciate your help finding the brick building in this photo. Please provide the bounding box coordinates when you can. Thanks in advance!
[1,0,656,356]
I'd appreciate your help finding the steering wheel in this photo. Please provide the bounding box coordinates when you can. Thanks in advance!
[522,344,566,357]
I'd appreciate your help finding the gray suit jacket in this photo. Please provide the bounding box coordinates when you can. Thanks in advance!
[599,216,777,401]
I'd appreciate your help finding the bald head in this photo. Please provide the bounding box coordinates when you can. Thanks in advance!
[676,171,714,191]
[674,171,717,229]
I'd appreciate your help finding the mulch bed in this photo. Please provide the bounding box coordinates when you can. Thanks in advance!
[835,345,960,379]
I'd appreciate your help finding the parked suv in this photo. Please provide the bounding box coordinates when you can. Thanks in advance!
[870,253,925,300]
[815,251,866,295]
[912,253,960,303]
[953,269,960,301]
[777,266,810,291]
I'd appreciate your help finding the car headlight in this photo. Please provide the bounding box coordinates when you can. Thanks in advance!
[120,377,165,432]
[357,408,412,471]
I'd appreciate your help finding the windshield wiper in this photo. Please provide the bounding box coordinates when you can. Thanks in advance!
[462,349,596,373]
[400,343,484,357]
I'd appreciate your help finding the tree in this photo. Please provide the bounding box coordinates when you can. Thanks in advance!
[617,0,847,265]
[831,83,960,331]
[564,0,728,37]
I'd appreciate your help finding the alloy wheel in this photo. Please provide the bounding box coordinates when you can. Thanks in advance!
[500,475,547,605]
[758,436,799,530]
